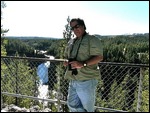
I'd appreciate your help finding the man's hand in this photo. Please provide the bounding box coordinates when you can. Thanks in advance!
[69,61,83,69]
[63,60,69,67]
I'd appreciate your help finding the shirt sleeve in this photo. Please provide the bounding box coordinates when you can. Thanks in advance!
[89,36,103,56]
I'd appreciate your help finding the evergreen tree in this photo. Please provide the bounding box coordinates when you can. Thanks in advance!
[55,16,73,112]
[1,1,9,56]
[1,52,38,108]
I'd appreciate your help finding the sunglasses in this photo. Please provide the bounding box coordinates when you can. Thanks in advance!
[71,24,81,30]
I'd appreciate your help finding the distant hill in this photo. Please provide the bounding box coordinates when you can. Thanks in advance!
[3,33,149,40]
[94,33,149,39]
[4,36,61,40]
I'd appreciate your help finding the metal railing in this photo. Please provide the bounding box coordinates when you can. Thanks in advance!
[1,56,149,112]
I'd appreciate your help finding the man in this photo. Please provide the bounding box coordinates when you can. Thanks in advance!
[64,18,103,112]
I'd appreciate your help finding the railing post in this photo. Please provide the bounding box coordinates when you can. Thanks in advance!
[136,67,143,112]
[56,65,61,112]
[1,92,3,110]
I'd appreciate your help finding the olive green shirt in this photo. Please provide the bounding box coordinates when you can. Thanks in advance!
[64,33,103,80]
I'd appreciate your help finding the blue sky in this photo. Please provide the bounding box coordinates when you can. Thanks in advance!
[2,1,149,38]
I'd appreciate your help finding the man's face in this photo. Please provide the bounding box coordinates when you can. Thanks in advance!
[70,21,85,38]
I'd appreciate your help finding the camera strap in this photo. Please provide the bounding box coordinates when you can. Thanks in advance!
[70,32,87,59]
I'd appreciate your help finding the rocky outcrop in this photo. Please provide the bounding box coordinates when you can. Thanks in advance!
[1,104,52,112]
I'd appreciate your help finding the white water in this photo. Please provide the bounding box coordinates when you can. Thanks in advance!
[37,83,49,106]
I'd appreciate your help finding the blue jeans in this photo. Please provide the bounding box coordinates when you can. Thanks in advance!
[67,79,98,112]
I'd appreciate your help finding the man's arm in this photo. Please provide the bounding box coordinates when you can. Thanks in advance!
[69,55,103,69]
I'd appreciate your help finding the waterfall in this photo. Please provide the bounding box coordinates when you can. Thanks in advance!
[37,61,50,106]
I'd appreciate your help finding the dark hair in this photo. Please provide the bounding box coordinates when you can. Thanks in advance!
[70,18,86,30]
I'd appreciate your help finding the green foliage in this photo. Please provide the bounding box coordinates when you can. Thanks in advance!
[4,33,149,64]
[53,16,72,112]
[1,1,8,56]
[1,53,37,108]
[140,69,149,112]
[101,34,149,64]
[60,16,73,59]
[1,42,7,55]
